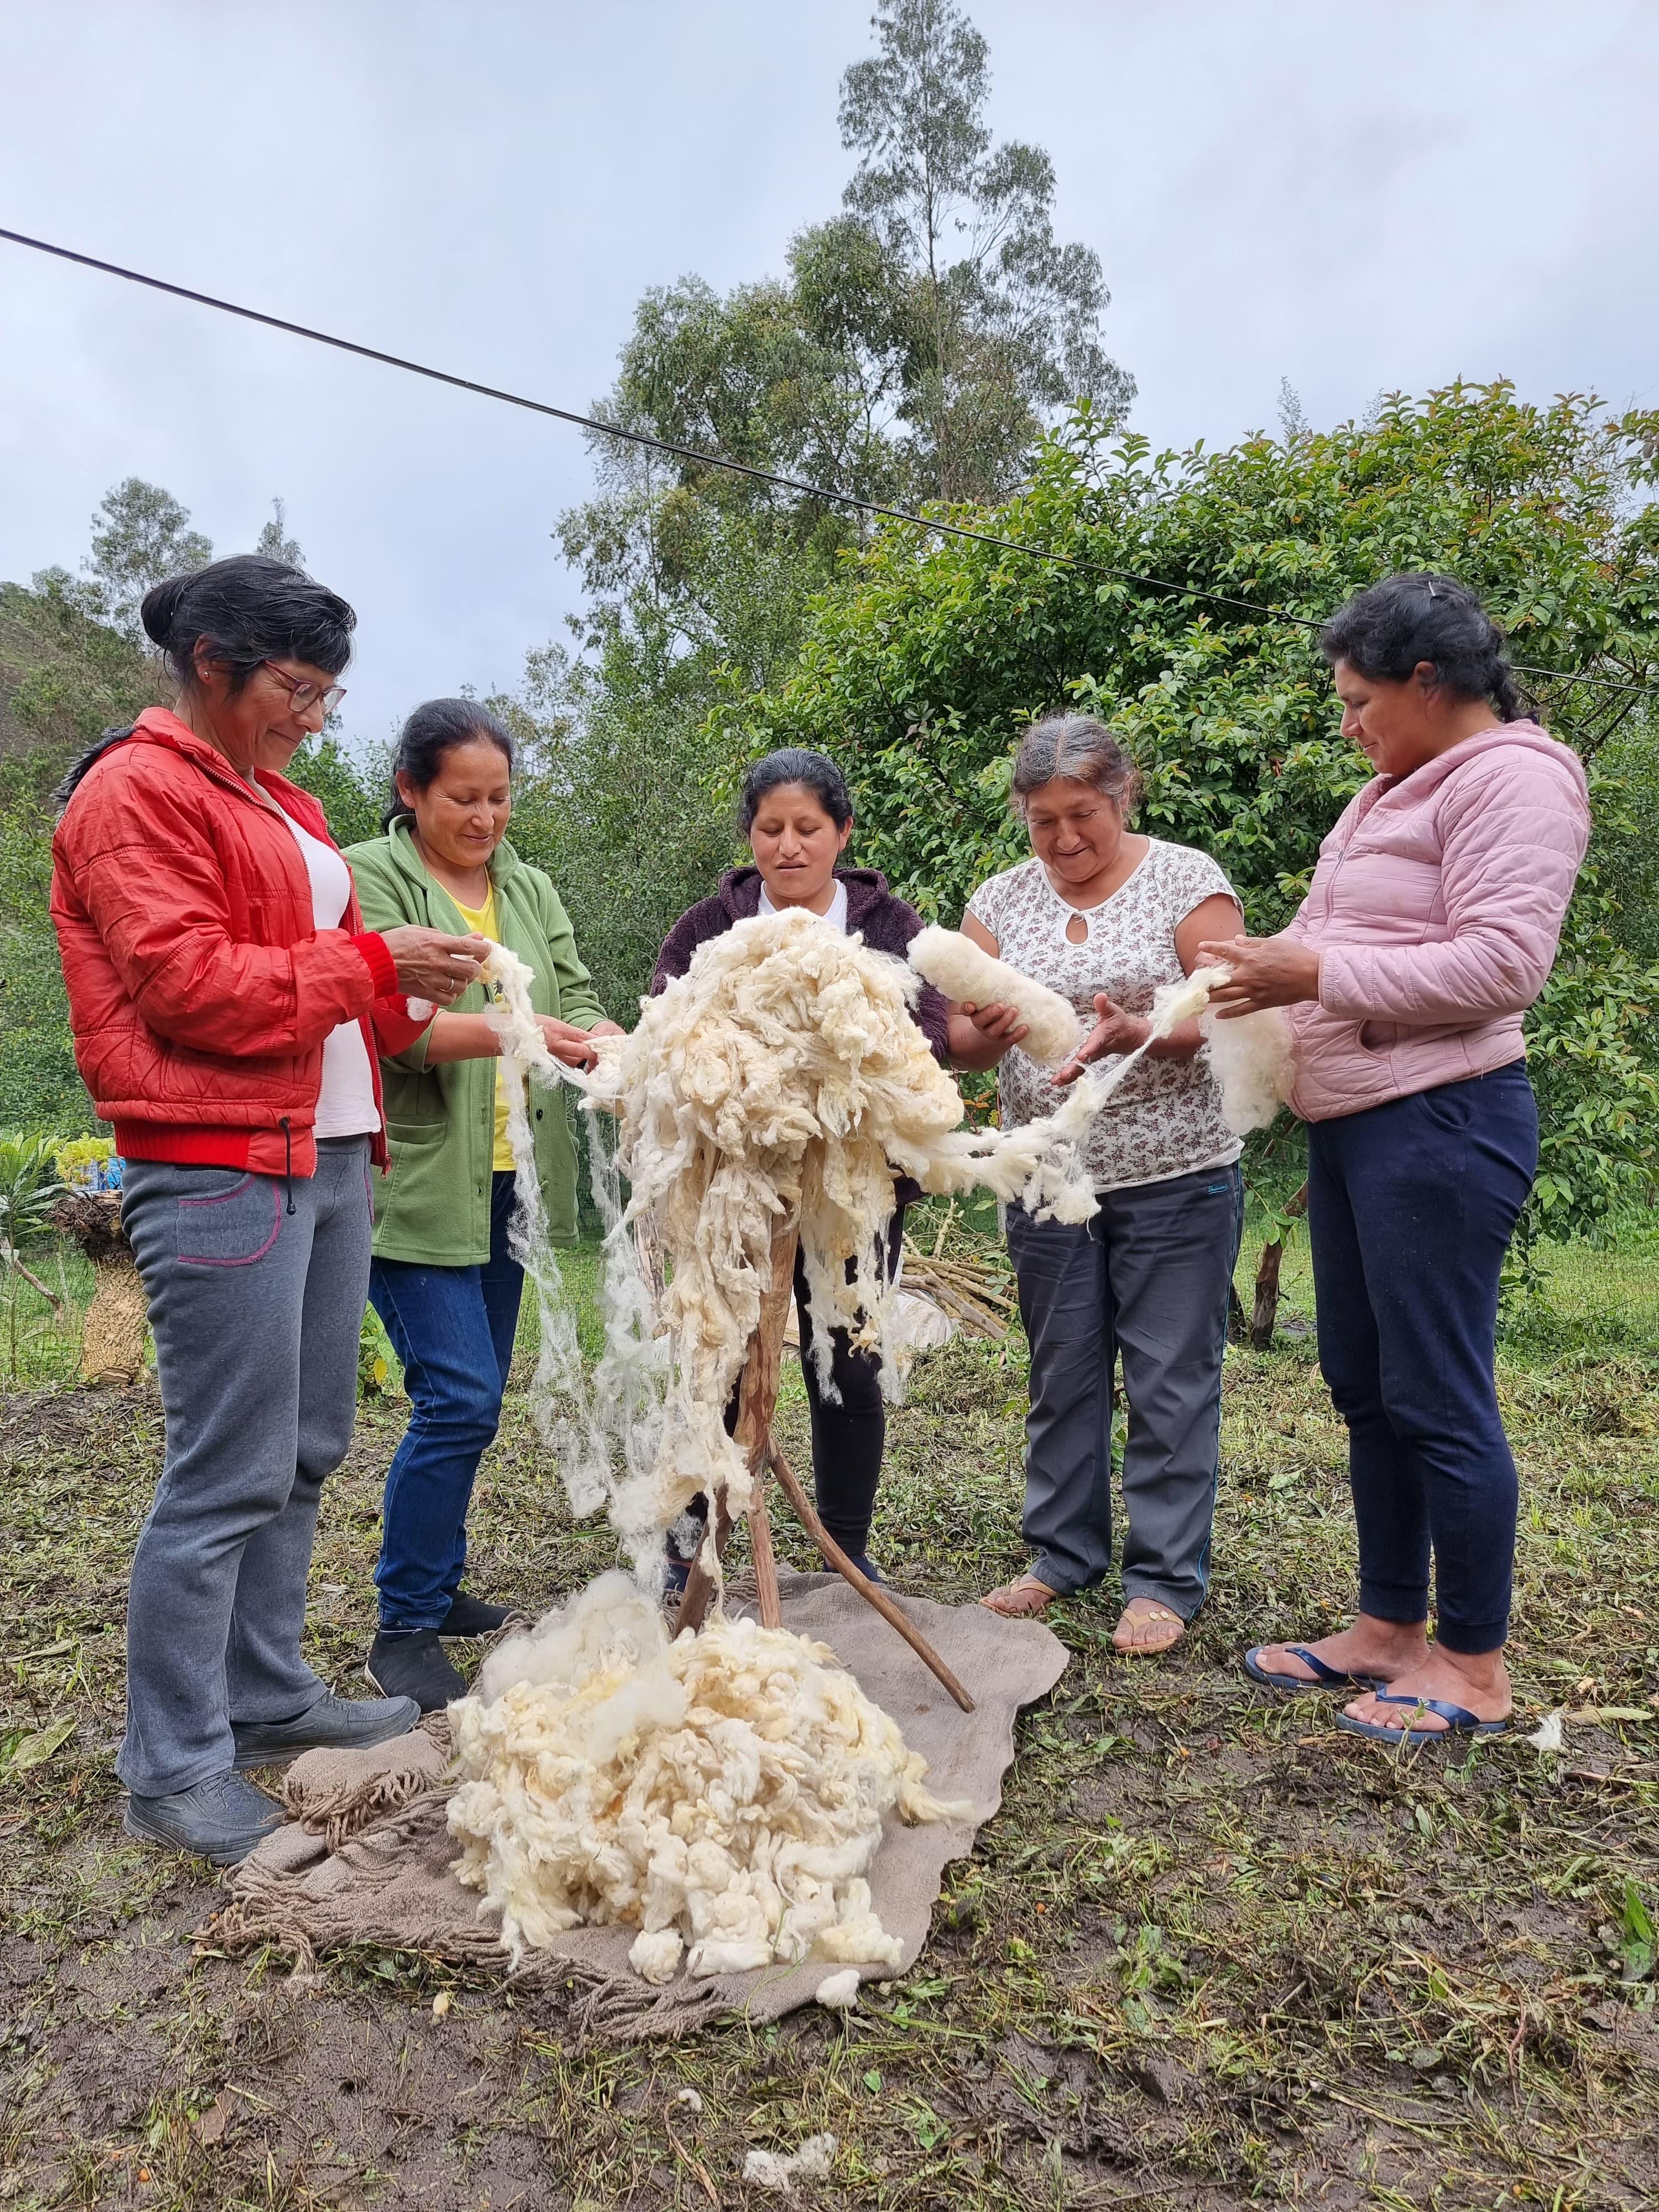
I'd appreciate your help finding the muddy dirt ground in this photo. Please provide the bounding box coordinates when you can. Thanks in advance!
[3,1310,1657,2209]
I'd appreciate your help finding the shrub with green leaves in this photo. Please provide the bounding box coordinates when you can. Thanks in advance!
[0,1131,61,1259]
[729,380,1659,1254]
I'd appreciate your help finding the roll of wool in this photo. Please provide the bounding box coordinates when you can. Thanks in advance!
[906,925,1083,1068]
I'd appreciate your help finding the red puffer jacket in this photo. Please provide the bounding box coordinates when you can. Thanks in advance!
[51,707,427,1178]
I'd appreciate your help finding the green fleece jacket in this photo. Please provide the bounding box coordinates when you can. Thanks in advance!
[346,822,605,1262]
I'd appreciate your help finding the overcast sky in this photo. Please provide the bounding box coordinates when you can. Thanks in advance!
[2,1,1655,747]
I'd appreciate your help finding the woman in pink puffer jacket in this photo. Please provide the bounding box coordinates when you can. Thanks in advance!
[1199,575,1590,1746]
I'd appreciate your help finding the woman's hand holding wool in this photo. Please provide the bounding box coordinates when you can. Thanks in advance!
[380,926,494,1005]
[1196,934,1322,1016]
[538,1016,616,1070]
[1053,994,1151,1086]
[963,1000,1030,1048]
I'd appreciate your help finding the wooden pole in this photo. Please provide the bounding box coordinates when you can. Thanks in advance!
[674,1214,797,1636]
[672,1215,978,1721]
[1250,1178,1308,1351]
[766,1438,976,1714]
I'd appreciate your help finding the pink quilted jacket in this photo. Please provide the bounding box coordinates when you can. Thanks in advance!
[1283,722,1590,1123]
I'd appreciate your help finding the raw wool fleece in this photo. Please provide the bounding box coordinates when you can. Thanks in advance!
[447,1573,968,1975]
[480,926,1280,1564]
[585,911,982,1545]
[479,945,664,1533]
[907,924,1083,1068]
[745,2135,839,2191]
[1201,1004,1296,1135]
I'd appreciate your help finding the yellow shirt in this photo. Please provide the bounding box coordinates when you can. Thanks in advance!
[452,885,518,1172]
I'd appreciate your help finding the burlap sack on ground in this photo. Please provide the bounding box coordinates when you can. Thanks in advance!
[207,1575,1068,2037]
[278,1712,453,1850]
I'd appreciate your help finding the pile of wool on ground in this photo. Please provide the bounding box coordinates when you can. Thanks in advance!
[447,1573,968,1976]
[744,2135,839,2192]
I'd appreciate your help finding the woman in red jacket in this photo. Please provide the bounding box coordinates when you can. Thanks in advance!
[51,556,489,1864]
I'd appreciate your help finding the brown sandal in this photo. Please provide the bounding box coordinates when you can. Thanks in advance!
[1113,1599,1186,1656]
[979,1575,1060,1619]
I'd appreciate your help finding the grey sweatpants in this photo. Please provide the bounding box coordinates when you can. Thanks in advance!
[1006,1162,1244,1615]
[117,1138,373,1796]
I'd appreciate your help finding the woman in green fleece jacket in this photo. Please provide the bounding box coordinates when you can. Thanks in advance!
[347,698,622,1709]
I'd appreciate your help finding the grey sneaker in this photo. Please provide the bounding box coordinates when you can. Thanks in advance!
[124,1772,284,1866]
[231,1691,420,1770]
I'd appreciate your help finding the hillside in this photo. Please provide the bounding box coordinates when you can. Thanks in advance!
[0,576,164,767]
[0,578,165,1130]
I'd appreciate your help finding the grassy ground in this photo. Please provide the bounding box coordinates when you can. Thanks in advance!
[2,1211,1656,2209]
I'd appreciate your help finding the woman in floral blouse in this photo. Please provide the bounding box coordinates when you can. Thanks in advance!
[951,716,1245,1653]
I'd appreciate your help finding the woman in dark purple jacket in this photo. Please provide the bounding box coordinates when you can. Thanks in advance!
[653,747,948,1585]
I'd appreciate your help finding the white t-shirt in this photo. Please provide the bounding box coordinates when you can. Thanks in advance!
[280,811,382,1140]
[965,840,1243,1192]
[758,878,849,932]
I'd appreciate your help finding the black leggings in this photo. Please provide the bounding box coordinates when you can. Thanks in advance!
[675,1206,906,1560]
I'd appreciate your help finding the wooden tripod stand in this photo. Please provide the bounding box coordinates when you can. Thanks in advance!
[672,1215,975,1714]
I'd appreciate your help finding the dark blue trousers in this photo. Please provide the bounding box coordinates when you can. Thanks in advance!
[369,1172,524,1629]
[1306,1064,1537,1653]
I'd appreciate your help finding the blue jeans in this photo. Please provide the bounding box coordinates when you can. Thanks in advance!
[1307,1064,1537,1654]
[369,1172,524,1630]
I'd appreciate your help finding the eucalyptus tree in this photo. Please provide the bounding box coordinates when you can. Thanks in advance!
[836,0,1133,502]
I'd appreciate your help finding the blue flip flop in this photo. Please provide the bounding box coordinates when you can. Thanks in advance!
[1243,1644,1384,1693]
[1337,1692,1509,1746]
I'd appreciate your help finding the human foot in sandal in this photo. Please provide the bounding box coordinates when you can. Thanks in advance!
[1339,1647,1511,1743]
[979,1574,1059,1618]
[1113,1597,1186,1656]
[1244,1615,1429,1693]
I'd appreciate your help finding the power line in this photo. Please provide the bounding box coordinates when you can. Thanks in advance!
[0,224,1310,627]
[2,222,1654,703]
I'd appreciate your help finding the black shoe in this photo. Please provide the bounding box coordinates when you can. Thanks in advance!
[437,1591,514,1638]
[232,1689,420,1770]
[124,1772,283,1865]
[842,1549,886,1585]
[366,1630,466,1713]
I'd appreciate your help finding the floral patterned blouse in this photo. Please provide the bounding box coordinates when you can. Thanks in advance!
[964,841,1243,1192]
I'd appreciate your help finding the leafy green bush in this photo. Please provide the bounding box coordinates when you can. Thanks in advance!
[0,1131,61,1253]
[285,733,390,853]
[729,381,1659,1254]
[733,382,1659,920]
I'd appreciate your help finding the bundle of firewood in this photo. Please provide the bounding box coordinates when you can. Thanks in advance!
[898,1241,1016,1341]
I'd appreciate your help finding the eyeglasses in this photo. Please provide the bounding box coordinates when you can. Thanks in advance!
[264,662,347,714]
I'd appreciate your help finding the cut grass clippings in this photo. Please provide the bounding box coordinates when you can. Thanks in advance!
[1,1225,1656,2209]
